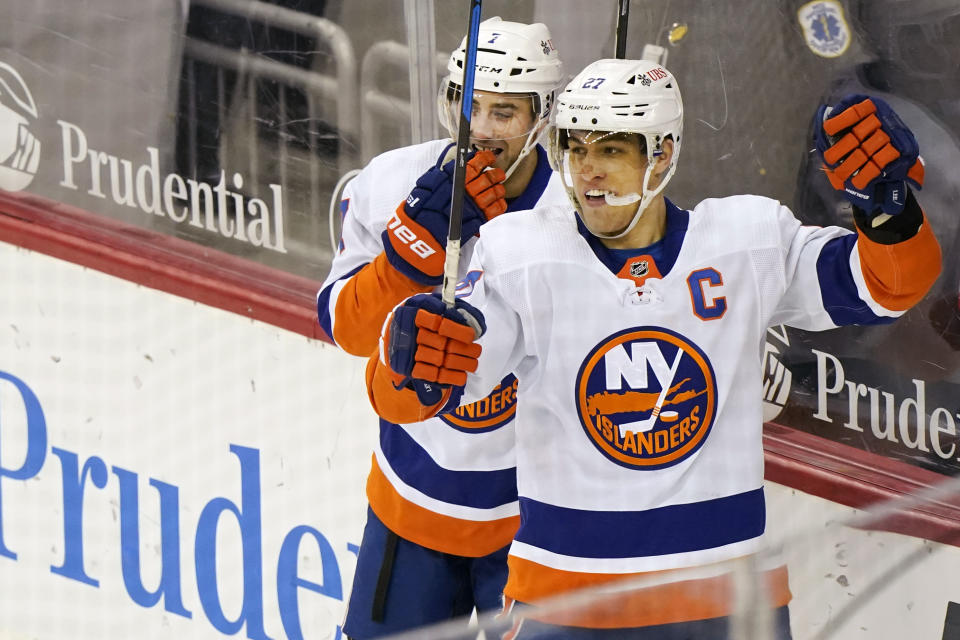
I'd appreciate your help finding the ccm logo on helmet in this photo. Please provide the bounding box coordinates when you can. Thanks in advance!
[575,326,717,470]
[387,209,436,260]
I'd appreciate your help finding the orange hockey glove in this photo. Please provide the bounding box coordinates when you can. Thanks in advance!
[382,149,506,285]
[814,94,924,218]
[367,293,485,424]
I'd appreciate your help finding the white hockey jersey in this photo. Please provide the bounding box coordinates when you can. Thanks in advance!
[454,196,940,624]
[317,139,569,556]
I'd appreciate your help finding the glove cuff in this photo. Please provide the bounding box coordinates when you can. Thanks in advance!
[853,189,923,244]
[382,234,443,286]
[381,201,446,286]
[366,348,449,424]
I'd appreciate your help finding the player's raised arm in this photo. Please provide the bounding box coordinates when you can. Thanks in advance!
[818,95,940,304]
[773,94,942,330]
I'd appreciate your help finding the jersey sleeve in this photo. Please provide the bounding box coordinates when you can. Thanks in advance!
[768,198,941,330]
[455,240,528,407]
[316,166,431,355]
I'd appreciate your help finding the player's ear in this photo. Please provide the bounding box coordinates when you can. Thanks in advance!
[653,138,675,176]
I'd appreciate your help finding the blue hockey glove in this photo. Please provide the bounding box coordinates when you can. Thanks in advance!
[382,293,486,408]
[382,148,506,285]
[814,94,924,219]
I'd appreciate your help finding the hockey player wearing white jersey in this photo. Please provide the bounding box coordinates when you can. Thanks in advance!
[316,18,568,640]
[366,58,942,638]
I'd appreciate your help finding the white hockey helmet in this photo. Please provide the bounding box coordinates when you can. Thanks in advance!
[551,58,683,239]
[439,17,565,178]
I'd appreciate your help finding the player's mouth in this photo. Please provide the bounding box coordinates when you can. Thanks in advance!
[582,188,616,207]
[472,142,504,157]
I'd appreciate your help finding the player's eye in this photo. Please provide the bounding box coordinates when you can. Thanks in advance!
[493,111,513,121]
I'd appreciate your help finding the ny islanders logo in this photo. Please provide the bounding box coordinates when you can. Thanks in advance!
[576,327,717,470]
[441,373,517,432]
[0,62,40,191]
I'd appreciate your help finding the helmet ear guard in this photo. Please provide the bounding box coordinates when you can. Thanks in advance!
[552,59,683,239]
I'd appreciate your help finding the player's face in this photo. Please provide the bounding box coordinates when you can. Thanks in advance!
[565,131,648,235]
[468,91,539,173]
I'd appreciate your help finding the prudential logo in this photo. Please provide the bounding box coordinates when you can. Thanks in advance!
[0,62,40,191]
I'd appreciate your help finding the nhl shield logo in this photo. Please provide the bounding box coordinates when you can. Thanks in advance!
[630,260,649,278]
[797,0,851,59]
[575,326,717,470]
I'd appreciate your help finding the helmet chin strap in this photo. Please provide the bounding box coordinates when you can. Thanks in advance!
[591,197,646,239]
[502,115,553,181]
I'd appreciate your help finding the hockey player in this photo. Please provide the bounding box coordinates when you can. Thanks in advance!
[365,58,941,638]
[315,17,568,639]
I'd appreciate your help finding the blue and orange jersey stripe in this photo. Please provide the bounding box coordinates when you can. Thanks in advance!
[514,490,765,561]
[366,455,519,557]
[505,555,790,628]
[378,419,518,509]
[817,214,941,325]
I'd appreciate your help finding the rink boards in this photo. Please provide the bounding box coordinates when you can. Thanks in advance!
[1,201,959,639]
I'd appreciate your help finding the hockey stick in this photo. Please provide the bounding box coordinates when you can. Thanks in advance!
[441,0,483,308]
[618,348,682,436]
[614,0,630,59]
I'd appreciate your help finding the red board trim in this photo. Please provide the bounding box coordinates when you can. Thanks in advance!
[0,190,329,341]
